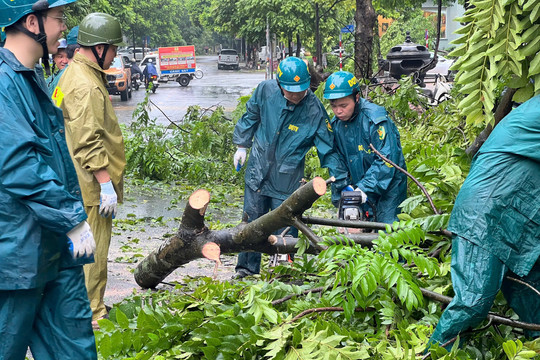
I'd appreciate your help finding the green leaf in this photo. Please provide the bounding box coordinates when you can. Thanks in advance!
[503,339,518,358]
[530,1,540,22]
[512,84,534,103]
[99,335,112,359]
[115,308,130,330]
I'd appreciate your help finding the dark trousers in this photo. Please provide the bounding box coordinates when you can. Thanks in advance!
[235,186,298,274]
[428,236,540,350]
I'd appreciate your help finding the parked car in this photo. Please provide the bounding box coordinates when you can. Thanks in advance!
[218,49,239,70]
[125,47,151,61]
[104,55,131,101]
[426,52,455,78]
[258,45,281,63]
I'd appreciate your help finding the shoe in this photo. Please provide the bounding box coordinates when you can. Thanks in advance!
[92,313,109,330]
[232,268,254,279]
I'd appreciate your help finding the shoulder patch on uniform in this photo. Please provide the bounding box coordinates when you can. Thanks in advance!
[377,125,386,140]
[326,119,333,132]
[52,86,64,107]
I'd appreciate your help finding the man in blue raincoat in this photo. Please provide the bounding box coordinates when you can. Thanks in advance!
[232,57,347,278]
[323,71,407,224]
[427,95,540,350]
[0,1,97,359]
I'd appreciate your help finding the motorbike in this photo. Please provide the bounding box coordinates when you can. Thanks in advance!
[145,74,159,93]
[131,73,141,91]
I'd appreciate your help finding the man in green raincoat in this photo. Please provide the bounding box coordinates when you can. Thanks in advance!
[232,57,347,278]
[54,13,126,328]
[428,95,540,350]
[323,71,407,223]
[0,0,96,358]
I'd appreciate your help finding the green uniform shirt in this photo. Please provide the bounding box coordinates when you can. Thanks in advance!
[54,53,126,206]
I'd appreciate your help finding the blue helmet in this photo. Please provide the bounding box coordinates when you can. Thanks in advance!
[276,57,311,92]
[0,0,77,28]
[323,71,360,100]
[57,37,67,49]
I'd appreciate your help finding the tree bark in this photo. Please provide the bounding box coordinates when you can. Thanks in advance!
[134,177,329,289]
[354,0,376,79]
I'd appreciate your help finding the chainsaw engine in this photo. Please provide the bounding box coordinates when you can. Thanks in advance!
[338,191,373,233]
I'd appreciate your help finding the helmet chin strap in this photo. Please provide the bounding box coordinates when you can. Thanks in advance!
[13,12,51,75]
[90,44,109,69]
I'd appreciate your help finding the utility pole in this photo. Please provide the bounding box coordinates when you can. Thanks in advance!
[266,15,271,80]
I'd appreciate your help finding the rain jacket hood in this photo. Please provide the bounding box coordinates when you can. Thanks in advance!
[0,48,88,290]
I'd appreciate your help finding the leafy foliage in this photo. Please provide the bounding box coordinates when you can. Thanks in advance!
[448,0,540,126]
[123,93,239,184]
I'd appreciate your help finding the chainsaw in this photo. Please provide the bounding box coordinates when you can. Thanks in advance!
[337,191,375,233]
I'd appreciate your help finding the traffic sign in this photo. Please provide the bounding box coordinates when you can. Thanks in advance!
[341,25,354,33]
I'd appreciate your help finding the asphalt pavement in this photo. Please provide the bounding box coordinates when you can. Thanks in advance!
[112,55,266,126]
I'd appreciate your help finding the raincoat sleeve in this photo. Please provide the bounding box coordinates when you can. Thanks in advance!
[233,86,262,148]
[0,92,86,234]
[356,118,399,198]
[314,113,348,189]
[64,86,110,173]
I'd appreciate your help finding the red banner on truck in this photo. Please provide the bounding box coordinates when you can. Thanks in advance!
[158,45,196,74]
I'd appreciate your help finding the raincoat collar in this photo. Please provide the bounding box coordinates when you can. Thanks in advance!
[0,47,37,73]
[72,51,107,82]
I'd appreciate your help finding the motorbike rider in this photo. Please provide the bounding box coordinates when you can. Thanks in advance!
[143,57,158,87]
[323,71,407,224]
[131,58,142,78]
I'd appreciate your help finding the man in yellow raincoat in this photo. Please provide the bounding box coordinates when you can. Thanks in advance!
[53,12,126,328]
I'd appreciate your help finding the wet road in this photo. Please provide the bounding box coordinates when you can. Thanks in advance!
[112,55,266,126]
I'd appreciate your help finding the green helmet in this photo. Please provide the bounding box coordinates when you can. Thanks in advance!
[0,0,77,28]
[323,71,360,100]
[276,57,310,92]
[77,12,126,46]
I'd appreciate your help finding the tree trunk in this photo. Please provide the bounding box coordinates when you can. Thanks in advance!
[354,0,376,79]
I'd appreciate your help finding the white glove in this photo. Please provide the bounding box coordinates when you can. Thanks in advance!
[99,180,118,218]
[354,187,368,204]
[67,221,96,258]
[233,147,247,171]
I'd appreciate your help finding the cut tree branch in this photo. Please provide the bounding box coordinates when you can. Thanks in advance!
[134,177,328,289]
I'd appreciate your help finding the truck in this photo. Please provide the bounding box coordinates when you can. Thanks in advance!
[140,45,201,87]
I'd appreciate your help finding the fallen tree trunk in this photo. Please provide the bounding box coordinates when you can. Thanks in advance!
[135,177,336,288]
